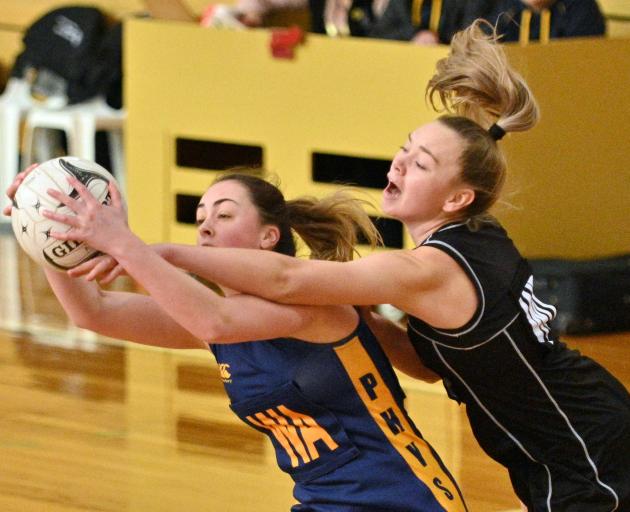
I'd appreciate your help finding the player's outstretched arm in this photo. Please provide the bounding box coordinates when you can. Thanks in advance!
[4,165,202,349]
[43,266,205,349]
[160,242,478,331]
[162,244,425,308]
[43,177,357,345]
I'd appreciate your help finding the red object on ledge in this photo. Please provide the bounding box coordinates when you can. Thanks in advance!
[270,26,305,59]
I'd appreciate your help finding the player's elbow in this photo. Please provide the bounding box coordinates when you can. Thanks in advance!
[64,298,105,332]
[70,310,107,334]
[197,312,238,345]
[65,293,113,335]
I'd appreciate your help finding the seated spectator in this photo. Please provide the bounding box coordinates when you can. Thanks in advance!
[362,0,467,44]
[144,0,469,45]
[236,0,467,44]
[462,0,605,42]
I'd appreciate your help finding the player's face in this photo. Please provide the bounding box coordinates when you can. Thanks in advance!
[196,180,270,250]
[382,121,466,225]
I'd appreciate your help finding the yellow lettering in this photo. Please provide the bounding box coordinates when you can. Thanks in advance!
[278,405,339,459]
[218,363,231,379]
[266,409,312,464]
[247,412,301,467]
[246,405,339,468]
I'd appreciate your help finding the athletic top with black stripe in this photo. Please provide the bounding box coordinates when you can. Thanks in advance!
[210,318,468,512]
[407,221,630,511]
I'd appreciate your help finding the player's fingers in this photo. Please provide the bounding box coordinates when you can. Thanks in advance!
[6,175,25,199]
[100,264,125,285]
[46,187,83,213]
[22,163,39,176]
[108,181,123,209]
[68,255,104,277]
[2,204,12,217]
[67,176,97,205]
[7,164,40,199]
[48,228,83,242]
[86,256,117,282]
[13,164,39,186]
[6,164,39,199]
[42,208,82,228]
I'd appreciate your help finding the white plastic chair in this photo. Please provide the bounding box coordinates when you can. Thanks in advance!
[22,96,126,193]
[0,78,34,223]
[0,234,22,330]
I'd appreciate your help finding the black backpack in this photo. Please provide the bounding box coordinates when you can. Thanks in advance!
[12,6,122,108]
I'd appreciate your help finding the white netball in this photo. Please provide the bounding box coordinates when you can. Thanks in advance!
[11,156,118,271]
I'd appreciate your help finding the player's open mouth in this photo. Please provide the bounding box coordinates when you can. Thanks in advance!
[384,181,401,198]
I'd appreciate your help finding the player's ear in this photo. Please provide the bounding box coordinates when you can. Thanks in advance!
[444,187,475,213]
[260,225,280,250]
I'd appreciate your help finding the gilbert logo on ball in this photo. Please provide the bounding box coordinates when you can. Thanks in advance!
[11,156,119,271]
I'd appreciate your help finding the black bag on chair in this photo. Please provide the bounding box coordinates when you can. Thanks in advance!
[12,6,112,106]
[530,254,630,335]
[87,22,123,109]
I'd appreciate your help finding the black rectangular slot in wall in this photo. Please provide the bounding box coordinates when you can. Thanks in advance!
[176,194,202,224]
[176,138,263,170]
[361,216,404,249]
[312,152,390,189]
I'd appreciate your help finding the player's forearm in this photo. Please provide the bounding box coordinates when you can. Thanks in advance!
[110,237,234,342]
[366,311,440,383]
[165,245,300,303]
[44,266,105,327]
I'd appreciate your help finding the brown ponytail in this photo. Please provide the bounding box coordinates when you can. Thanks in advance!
[212,173,380,262]
[287,190,381,262]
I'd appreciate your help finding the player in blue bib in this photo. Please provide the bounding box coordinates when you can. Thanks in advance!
[8,170,468,511]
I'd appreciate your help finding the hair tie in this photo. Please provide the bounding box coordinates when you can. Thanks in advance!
[488,123,506,141]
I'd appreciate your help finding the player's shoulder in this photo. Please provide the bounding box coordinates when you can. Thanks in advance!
[423,219,508,247]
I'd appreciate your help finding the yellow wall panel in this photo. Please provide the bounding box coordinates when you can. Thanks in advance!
[502,38,630,258]
[125,19,630,258]
[598,0,630,38]
[125,19,446,246]
[607,20,630,38]
[598,0,630,17]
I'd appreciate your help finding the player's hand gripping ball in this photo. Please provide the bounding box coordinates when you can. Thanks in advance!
[11,156,120,271]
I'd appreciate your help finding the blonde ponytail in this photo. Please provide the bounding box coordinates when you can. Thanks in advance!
[422,19,539,220]
[427,19,539,135]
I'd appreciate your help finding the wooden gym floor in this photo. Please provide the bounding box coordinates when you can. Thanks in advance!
[0,227,628,512]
